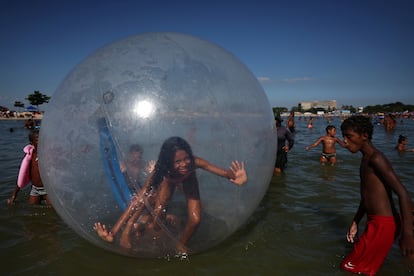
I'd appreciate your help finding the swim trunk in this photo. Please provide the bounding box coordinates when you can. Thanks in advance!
[30,185,47,197]
[275,151,288,171]
[321,152,336,160]
[341,214,397,276]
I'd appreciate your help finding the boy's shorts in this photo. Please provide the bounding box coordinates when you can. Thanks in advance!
[341,214,397,276]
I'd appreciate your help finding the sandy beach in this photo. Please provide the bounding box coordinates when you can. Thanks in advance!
[0,114,43,121]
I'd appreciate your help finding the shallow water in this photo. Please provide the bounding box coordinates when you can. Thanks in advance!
[1,117,414,275]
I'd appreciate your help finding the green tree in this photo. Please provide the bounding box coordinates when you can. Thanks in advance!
[341,105,357,113]
[291,106,300,112]
[363,102,414,113]
[14,101,25,110]
[272,107,288,116]
[25,91,51,110]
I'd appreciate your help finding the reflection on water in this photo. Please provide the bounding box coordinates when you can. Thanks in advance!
[1,118,414,275]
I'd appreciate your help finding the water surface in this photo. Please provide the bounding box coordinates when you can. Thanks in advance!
[1,117,414,275]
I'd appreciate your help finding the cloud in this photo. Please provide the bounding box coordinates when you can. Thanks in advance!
[281,76,314,84]
[257,76,271,82]
[257,76,314,84]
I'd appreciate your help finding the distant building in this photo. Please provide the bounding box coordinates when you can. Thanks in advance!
[298,100,337,111]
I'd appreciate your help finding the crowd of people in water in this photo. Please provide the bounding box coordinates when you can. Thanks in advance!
[275,112,414,173]
[271,112,414,274]
[6,112,414,274]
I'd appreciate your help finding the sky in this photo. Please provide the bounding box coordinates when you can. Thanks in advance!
[1,0,413,110]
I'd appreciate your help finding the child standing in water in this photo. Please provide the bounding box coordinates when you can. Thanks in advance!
[307,117,314,129]
[305,125,345,165]
[8,129,52,205]
[340,116,414,275]
[274,116,294,174]
[94,136,247,254]
[286,111,296,133]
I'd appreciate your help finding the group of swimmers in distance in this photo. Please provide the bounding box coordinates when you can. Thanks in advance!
[275,113,350,173]
[278,114,414,274]
[281,114,414,168]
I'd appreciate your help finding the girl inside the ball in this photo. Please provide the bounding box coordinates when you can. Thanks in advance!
[94,136,247,254]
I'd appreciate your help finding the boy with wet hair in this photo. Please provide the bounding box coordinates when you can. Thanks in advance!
[340,115,414,275]
[305,125,345,165]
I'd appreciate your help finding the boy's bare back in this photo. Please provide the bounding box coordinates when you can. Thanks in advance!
[360,149,397,216]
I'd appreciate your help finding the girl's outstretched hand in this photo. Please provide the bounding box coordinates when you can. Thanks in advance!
[229,161,247,185]
[94,222,114,242]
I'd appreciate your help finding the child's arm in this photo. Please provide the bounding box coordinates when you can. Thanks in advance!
[347,200,365,243]
[335,137,346,148]
[286,130,295,150]
[195,157,247,185]
[145,160,156,174]
[7,186,20,205]
[147,178,175,231]
[114,173,156,231]
[228,161,247,185]
[306,137,322,151]
[97,172,155,239]
[119,161,127,173]
[93,189,151,243]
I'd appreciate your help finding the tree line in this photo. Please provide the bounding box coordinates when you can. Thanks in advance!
[273,101,414,115]
[362,102,414,114]
[14,90,51,111]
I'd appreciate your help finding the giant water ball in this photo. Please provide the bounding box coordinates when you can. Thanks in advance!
[39,32,276,258]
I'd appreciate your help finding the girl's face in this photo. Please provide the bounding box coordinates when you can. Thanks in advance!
[173,149,191,175]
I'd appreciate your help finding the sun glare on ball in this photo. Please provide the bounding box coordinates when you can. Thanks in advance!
[134,100,154,118]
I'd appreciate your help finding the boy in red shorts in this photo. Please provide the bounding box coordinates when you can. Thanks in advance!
[340,116,414,275]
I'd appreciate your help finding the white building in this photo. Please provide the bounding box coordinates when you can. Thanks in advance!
[298,100,337,111]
